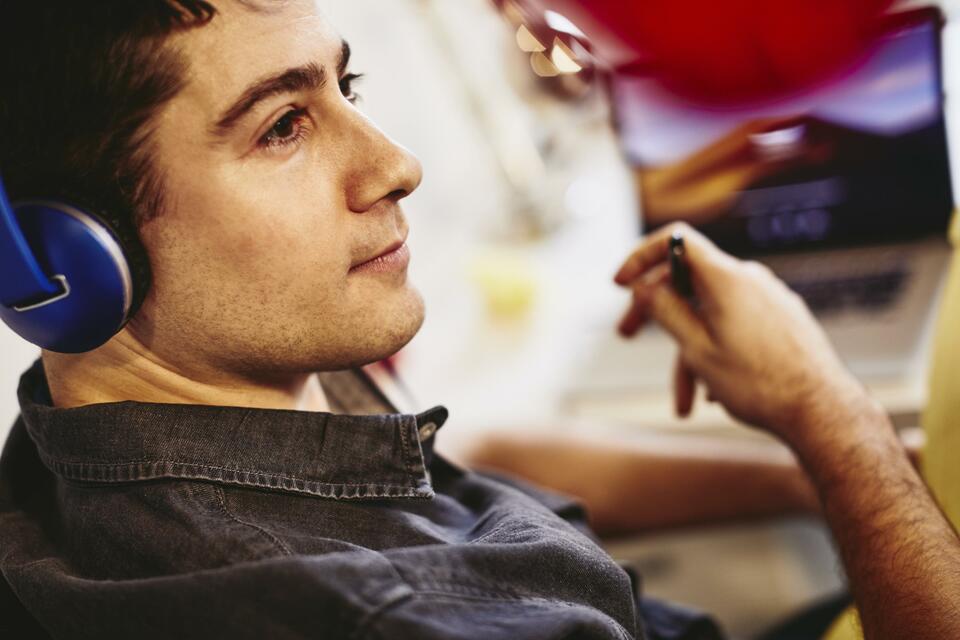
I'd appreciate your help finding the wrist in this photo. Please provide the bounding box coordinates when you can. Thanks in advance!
[788,388,901,491]
[785,374,884,451]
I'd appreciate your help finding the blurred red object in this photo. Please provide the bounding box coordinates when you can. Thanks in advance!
[498,0,896,105]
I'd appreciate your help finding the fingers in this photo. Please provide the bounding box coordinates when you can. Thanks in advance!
[617,295,648,337]
[665,115,809,181]
[673,355,697,418]
[617,263,670,337]
[613,223,722,287]
[613,225,679,286]
[617,260,712,353]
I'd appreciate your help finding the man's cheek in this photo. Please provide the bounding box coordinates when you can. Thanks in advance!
[205,229,304,282]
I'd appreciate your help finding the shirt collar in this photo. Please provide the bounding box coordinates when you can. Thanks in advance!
[17,361,448,501]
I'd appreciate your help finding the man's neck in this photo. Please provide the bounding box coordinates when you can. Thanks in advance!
[41,331,331,412]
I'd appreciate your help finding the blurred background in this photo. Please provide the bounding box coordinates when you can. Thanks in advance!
[3,0,960,636]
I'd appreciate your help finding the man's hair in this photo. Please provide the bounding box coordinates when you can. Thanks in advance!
[0,1,220,298]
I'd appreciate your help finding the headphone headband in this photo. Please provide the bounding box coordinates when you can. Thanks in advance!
[0,175,63,308]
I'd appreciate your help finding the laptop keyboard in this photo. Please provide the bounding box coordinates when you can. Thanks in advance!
[785,268,911,314]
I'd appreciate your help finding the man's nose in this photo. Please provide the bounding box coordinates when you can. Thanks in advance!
[342,110,423,214]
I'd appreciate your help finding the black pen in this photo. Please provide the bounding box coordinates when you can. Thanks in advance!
[669,231,695,301]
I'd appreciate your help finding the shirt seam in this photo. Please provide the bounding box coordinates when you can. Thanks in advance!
[40,455,428,496]
[40,456,397,480]
[212,485,293,558]
[397,416,418,479]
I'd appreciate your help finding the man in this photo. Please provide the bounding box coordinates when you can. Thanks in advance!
[1,2,958,639]
[0,2,719,638]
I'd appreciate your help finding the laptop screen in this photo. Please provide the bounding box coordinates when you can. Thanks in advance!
[609,9,954,256]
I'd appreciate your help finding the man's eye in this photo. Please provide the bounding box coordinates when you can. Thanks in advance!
[340,73,364,103]
[259,108,309,151]
[255,74,363,154]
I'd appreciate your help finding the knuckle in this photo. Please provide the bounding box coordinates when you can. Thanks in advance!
[743,260,773,279]
[786,287,809,309]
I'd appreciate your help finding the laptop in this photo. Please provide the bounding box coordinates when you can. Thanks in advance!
[567,7,955,396]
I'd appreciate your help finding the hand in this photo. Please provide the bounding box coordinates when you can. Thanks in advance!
[614,223,868,448]
[640,116,834,227]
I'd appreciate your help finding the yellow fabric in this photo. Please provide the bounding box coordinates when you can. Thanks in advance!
[823,214,960,640]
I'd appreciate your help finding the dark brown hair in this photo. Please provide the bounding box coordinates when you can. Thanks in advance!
[0,1,220,308]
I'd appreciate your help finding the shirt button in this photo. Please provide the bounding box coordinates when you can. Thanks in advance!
[418,421,438,440]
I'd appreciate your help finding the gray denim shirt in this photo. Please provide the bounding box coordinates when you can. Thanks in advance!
[0,361,724,639]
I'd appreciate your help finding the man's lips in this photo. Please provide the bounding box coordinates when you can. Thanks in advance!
[349,240,411,274]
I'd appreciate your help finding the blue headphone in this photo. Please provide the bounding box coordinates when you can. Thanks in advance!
[0,175,137,353]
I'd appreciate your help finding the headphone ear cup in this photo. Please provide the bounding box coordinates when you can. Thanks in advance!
[80,194,152,320]
[0,202,135,353]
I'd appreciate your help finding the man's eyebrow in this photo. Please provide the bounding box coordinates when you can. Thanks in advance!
[211,39,352,138]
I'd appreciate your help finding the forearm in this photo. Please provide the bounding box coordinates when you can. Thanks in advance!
[793,394,960,640]
[464,430,817,536]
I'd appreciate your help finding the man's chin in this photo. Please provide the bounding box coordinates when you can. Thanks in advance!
[382,289,426,355]
[343,289,425,369]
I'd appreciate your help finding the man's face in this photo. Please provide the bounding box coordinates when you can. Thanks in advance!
[132,0,425,379]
